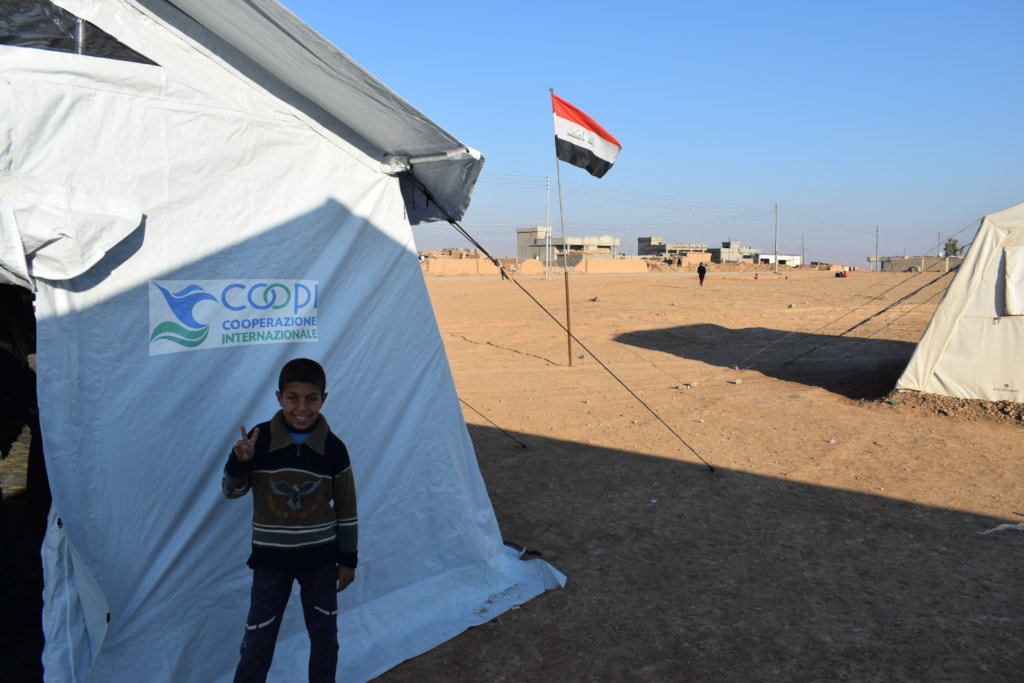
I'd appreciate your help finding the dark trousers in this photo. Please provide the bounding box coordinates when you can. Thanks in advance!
[233,563,339,683]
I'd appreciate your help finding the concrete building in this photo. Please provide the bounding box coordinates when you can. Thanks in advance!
[516,226,620,262]
[757,253,803,267]
[867,255,962,272]
[708,240,761,264]
[637,236,708,257]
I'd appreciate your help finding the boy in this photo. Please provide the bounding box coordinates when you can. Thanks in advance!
[222,358,357,683]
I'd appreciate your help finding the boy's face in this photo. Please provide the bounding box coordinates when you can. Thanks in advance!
[276,381,327,430]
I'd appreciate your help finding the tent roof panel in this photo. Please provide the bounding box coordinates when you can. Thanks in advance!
[143,0,483,222]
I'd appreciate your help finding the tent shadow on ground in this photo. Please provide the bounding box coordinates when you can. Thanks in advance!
[6,421,1023,681]
[615,323,917,399]
[380,424,1023,682]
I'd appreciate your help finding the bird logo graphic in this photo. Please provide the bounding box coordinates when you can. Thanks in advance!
[270,478,321,510]
[150,282,217,347]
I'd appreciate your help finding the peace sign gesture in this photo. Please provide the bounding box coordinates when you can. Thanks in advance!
[233,424,260,463]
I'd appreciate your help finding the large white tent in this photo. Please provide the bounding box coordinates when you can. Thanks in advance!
[0,1,563,680]
[895,201,1024,403]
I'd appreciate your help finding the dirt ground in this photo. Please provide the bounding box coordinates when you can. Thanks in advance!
[3,270,1022,681]
[377,270,1023,682]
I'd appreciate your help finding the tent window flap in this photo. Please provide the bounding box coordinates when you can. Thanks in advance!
[1005,245,1024,316]
[0,0,157,65]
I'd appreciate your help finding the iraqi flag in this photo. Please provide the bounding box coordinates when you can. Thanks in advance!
[552,93,621,178]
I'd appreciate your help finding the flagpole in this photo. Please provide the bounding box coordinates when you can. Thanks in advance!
[551,88,573,367]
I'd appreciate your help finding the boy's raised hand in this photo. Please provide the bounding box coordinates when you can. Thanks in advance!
[233,424,259,462]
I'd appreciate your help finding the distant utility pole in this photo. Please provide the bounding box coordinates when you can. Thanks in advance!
[773,203,779,274]
[545,176,551,279]
[801,233,805,266]
[875,224,879,272]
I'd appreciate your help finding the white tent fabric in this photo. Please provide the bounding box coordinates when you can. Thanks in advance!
[0,1,562,681]
[0,174,144,288]
[131,0,485,226]
[895,201,1024,402]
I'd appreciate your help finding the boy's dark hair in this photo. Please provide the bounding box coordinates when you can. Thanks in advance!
[278,358,326,393]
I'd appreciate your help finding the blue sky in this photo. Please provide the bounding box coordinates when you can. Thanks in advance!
[280,1,1022,264]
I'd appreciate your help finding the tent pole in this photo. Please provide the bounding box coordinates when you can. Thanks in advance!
[75,18,85,55]
[554,160,573,367]
[551,88,573,367]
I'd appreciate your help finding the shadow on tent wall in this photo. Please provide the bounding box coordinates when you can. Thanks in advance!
[385,423,1024,682]
[615,323,917,400]
[4,196,423,679]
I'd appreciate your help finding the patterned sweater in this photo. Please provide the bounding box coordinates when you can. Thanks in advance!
[222,411,358,569]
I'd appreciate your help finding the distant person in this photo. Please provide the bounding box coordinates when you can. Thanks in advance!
[222,358,358,682]
[697,262,707,287]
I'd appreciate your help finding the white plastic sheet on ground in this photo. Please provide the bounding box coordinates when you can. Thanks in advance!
[0,1,560,680]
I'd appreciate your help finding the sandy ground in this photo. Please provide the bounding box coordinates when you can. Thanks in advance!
[3,269,1022,681]
[376,270,1023,681]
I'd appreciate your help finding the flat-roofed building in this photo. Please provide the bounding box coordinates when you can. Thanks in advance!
[757,253,802,267]
[867,255,962,272]
[517,226,620,262]
[638,236,708,257]
[708,240,761,264]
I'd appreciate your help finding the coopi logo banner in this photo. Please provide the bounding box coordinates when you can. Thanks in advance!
[149,280,319,355]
